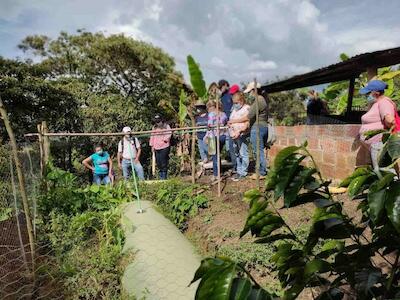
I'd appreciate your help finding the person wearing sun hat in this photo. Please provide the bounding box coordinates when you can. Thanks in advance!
[359,79,397,170]
[117,126,145,180]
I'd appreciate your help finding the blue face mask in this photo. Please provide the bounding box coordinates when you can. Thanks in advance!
[367,94,375,103]
[97,150,104,155]
[233,103,242,111]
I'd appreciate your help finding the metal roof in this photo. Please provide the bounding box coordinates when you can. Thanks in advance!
[261,46,400,93]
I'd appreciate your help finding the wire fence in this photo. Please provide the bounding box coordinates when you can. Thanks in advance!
[0,143,65,299]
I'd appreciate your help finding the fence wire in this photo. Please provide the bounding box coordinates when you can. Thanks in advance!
[0,143,65,299]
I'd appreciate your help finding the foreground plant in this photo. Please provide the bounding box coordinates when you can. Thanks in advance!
[192,136,400,299]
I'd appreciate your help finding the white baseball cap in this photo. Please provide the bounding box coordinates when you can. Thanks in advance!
[122,126,131,133]
[244,81,261,93]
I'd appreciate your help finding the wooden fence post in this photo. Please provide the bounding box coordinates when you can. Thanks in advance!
[215,95,221,197]
[0,96,36,271]
[42,121,50,168]
[37,123,45,178]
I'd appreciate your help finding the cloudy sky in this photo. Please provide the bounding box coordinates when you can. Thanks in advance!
[1,0,400,85]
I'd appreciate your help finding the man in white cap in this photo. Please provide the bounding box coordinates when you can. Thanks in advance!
[229,81,269,177]
[117,126,145,180]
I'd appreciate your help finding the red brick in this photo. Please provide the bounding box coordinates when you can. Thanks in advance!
[276,126,286,135]
[293,126,304,136]
[323,152,335,165]
[336,153,349,170]
[336,140,353,153]
[288,138,296,145]
[345,125,361,138]
[320,163,336,179]
[309,149,323,162]
[320,139,336,153]
[280,138,288,146]
[336,167,354,180]
[307,138,319,150]
[286,127,294,136]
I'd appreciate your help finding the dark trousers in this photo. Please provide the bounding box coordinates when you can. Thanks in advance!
[155,146,170,180]
[211,135,226,177]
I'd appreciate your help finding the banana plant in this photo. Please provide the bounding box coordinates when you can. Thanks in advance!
[193,135,400,299]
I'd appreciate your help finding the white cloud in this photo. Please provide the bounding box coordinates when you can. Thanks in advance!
[247,60,278,71]
[211,57,227,69]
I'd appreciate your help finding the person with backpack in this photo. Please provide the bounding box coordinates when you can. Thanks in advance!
[82,142,113,185]
[117,126,145,180]
[149,115,172,180]
[359,80,398,171]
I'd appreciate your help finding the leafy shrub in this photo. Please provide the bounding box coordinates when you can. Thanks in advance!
[193,135,400,299]
[37,165,131,299]
[140,179,208,230]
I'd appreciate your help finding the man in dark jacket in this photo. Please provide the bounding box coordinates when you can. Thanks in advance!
[218,79,236,172]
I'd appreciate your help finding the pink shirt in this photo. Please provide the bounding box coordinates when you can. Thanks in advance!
[229,104,250,138]
[360,96,395,145]
[149,124,172,150]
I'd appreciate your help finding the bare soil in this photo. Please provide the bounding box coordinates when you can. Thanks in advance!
[184,175,362,299]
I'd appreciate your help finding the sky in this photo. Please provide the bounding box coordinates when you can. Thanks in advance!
[1,0,400,85]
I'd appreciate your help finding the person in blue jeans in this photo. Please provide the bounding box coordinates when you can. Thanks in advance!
[194,102,209,163]
[230,82,269,177]
[218,79,237,172]
[82,143,113,185]
[117,126,145,180]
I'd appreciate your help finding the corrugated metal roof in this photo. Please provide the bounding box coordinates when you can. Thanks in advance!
[261,46,400,93]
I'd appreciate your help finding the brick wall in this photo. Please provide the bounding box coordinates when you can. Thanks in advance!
[268,125,371,180]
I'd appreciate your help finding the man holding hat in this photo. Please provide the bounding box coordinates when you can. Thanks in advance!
[117,126,145,180]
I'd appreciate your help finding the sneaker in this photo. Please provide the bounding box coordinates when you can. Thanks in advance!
[231,174,246,182]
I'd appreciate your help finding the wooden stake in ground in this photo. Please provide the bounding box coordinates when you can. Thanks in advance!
[0,96,35,270]
[42,121,50,167]
[37,123,45,177]
[253,78,260,190]
[215,95,221,197]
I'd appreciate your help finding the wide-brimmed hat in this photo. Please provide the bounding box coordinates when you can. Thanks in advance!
[244,81,261,93]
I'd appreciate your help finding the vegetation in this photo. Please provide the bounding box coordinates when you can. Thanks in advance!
[193,131,400,299]
[38,165,132,299]
[140,179,208,230]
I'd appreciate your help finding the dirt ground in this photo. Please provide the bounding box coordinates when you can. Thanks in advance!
[184,174,362,299]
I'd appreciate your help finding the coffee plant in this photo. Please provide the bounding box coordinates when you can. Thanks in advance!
[192,132,400,299]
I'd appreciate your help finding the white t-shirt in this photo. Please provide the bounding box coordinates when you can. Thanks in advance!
[118,137,141,159]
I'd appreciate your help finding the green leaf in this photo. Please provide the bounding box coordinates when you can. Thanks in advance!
[386,134,400,161]
[304,259,331,277]
[273,145,302,169]
[283,168,317,207]
[340,53,349,61]
[348,174,372,197]
[187,55,207,98]
[321,240,345,253]
[368,173,394,224]
[377,70,400,80]
[178,90,188,123]
[90,184,100,193]
[363,129,388,140]
[0,208,13,222]
[339,166,372,187]
[385,182,400,233]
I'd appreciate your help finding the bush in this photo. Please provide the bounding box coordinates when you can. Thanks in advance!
[140,179,208,230]
[192,134,400,300]
[38,165,131,299]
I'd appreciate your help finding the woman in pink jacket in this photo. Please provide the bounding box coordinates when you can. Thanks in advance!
[149,114,172,180]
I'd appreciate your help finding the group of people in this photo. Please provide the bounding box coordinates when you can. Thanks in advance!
[195,80,270,182]
[82,79,272,185]
[82,116,173,185]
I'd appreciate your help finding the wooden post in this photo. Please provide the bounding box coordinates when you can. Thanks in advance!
[189,114,196,184]
[42,121,50,167]
[215,95,221,197]
[37,124,45,178]
[0,96,35,271]
[346,77,356,119]
[367,67,377,80]
[253,78,260,190]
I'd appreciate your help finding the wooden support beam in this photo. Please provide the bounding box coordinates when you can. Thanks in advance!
[346,77,356,118]
[367,67,377,80]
